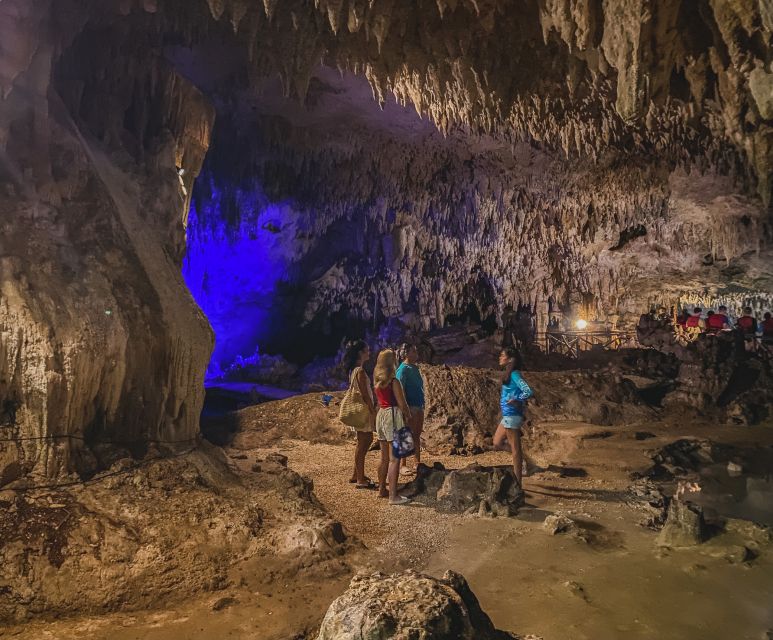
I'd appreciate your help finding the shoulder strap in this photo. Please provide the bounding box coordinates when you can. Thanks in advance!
[349,367,361,390]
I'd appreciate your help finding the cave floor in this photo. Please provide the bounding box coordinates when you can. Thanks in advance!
[7,420,773,640]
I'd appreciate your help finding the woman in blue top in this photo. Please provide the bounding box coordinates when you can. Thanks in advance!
[493,347,533,486]
[396,343,425,472]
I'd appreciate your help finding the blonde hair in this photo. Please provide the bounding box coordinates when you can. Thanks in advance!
[373,349,397,388]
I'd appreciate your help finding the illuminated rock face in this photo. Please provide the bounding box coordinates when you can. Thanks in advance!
[1,0,771,477]
[0,1,214,481]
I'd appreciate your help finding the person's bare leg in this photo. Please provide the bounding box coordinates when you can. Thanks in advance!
[493,423,508,450]
[412,410,424,466]
[351,437,360,483]
[388,450,401,501]
[355,431,372,484]
[505,428,523,486]
[378,441,390,497]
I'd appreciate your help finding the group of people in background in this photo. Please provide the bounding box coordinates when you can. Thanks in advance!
[340,340,532,505]
[678,305,773,339]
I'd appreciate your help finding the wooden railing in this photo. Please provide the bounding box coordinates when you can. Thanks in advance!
[536,330,638,358]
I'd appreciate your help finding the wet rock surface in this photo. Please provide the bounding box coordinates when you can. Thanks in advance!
[317,570,518,640]
[402,463,524,517]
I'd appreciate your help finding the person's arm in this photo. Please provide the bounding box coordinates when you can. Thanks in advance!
[511,374,533,401]
[356,369,376,413]
[392,379,412,421]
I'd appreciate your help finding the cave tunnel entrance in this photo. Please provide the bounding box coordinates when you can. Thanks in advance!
[180,127,375,379]
[49,8,365,390]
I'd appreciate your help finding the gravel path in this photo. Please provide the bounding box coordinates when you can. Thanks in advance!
[249,438,518,568]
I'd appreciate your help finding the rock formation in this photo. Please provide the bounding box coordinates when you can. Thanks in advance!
[317,569,518,639]
[0,442,350,623]
[1,1,215,482]
[402,462,524,516]
[656,499,708,547]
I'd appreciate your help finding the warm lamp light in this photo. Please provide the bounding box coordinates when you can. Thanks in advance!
[575,319,588,330]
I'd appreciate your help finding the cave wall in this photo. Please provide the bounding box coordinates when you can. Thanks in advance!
[0,0,771,477]
[0,1,214,482]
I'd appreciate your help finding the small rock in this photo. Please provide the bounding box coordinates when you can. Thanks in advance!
[211,596,237,611]
[702,544,756,564]
[251,463,262,472]
[563,581,589,602]
[723,518,772,545]
[266,453,288,467]
[684,563,707,575]
[403,463,523,515]
[726,461,743,475]
[543,513,575,535]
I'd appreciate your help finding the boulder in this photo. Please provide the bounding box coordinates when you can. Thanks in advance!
[656,500,708,547]
[317,570,518,640]
[403,463,524,516]
[543,513,576,535]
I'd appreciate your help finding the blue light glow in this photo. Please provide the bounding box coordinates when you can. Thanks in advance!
[183,180,297,379]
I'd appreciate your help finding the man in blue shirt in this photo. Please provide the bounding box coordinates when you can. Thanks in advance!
[396,343,425,471]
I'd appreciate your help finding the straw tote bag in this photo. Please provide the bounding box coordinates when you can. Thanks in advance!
[339,367,370,428]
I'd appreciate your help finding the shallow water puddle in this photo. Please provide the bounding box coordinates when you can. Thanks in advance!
[424,512,773,640]
[684,463,773,526]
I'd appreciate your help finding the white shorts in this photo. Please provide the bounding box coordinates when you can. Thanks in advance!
[376,407,404,442]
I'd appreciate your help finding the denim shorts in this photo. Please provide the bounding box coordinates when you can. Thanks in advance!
[501,415,524,430]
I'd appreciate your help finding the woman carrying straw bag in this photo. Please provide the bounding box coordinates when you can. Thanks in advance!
[340,340,377,489]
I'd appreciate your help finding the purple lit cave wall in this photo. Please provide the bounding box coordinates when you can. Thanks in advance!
[183,178,299,378]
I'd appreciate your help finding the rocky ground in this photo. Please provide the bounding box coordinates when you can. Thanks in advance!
[2,357,772,639]
[0,441,353,627]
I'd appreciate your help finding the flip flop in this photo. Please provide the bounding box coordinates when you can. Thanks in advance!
[389,496,412,506]
[355,482,377,490]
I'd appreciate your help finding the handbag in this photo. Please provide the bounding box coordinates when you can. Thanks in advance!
[339,368,370,428]
[391,407,415,459]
